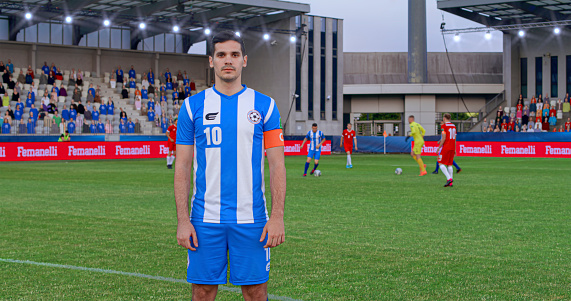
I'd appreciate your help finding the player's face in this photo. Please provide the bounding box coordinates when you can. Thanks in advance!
[312,126,317,132]
[347,124,352,130]
[408,117,414,124]
[210,41,247,84]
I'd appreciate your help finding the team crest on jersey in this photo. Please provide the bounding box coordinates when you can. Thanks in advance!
[247,110,262,124]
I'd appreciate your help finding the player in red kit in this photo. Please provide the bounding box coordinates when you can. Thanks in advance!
[436,113,457,187]
[340,123,358,168]
[165,118,177,169]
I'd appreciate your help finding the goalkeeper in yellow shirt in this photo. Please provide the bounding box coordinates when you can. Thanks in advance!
[408,115,427,176]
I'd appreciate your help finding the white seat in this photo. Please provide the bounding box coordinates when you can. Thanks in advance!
[557,110,563,119]
[64,70,70,75]
[36,69,42,75]
[104,72,110,77]
[504,107,510,114]
[58,96,65,103]
[551,100,556,107]
[33,79,39,86]
[55,80,62,87]
[84,71,91,77]
[136,74,141,80]
[63,74,69,81]
[24,84,30,91]
[14,67,20,74]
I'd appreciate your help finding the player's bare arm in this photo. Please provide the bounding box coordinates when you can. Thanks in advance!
[300,137,307,149]
[174,144,198,251]
[437,131,446,154]
[166,130,173,142]
[354,136,358,150]
[260,146,286,248]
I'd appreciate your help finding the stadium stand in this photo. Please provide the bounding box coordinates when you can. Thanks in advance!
[0,60,208,135]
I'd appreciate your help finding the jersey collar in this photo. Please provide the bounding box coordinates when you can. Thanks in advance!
[212,84,247,99]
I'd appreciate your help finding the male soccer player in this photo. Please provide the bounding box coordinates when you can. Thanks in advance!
[300,123,325,176]
[408,115,427,176]
[436,113,457,187]
[340,123,357,168]
[165,118,177,169]
[174,31,286,301]
[432,120,462,174]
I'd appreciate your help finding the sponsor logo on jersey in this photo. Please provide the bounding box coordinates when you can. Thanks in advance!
[206,112,219,120]
[247,110,261,124]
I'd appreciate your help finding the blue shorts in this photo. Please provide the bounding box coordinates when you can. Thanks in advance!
[187,221,270,286]
[307,149,321,160]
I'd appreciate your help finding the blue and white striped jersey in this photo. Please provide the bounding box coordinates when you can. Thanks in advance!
[176,85,282,224]
[306,130,324,151]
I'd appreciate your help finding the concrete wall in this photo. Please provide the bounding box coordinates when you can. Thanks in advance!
[435,95,486,112]
[351,95,404,113]
[344,52,503,85]
[0,41,209,82]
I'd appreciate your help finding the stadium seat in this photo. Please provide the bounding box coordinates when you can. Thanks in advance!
[35,68,41,75]
[504,107,510,114]
[85,71,91,77]
[557,110,563,119]
[551,100,556,107]
[59,96,66,103]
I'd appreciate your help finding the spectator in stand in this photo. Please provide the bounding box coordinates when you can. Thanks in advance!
[549,112,557,127]
[558,125,564,132]
[516,101,523,120]
[501,119,508,132]
[3,112,12,125]
[481,118,488,132]
[121,86,129,99]
[178,86,185,101]
[88,84,95,98]
[183,71,190,86]
[129,77,136,89]
[7,75,15,90]
[528,118,535,131]
[542,103,550,118]
[55,68,63,80]
[81,120,89,134]
[6,105,14,119]
[76,70,83,86]
[148,68,155,85]
[141,86,148,100]
[41,90,50,107]
[2,69,10,83]
[148,84,155,96]
[190,78,196,93]
[116,66,124,84]
[134,87,141,100]
[110,73,116,89]
[107,98,115,115]
[18,119,26,134]
[544,94,550,104]
[70,106,77,121]
[522,105,529,125]
[564,95,571,113]
[119,119,127,133]
[92,105,100,122]
[549,105,556,119]
[90,120,97,133]
[155,100,162,117]
[53,111,61,127]
[537,94,544,112]
[527,124,534,132]
[29,104,38,122]
[134,119,141,133]
[77,100,85,115]
[514,125,520,133]
[16,70,26,84]
[557,98,563,111]
[565,118,571,131]
[86,101,93,113]
[119,108,127,121]
[100,101,107,116]
[493,125,500,133]
[62,105,70,121]
[23,92,33,108]
[27,118,35,134]
[135,95,142,110]
[184,83,191,97]
[147,107,155,122]
[94,91,101,104]
[105,119,113,133]
[172,89,179,102]
[529,96,536,113]
[68,69,76,86]
[2,93,9,107]
[47,70,55,85]
[97,120,105,133]
[2,118,10,134]
[129,65,136,80]
[127,118,135,133]
[0,83,5,96]
[160,91,167,104]
[41,62,49,75]
[0,60,5,72]
[141,73,149,89]
[515,118,521,130]
[26,65,34,84]
[67,119,76,134]
[6,59,13,73]
[165,74,173,90]
[542,116,550,131]
[59,85,67,97]
[501,111,510,125]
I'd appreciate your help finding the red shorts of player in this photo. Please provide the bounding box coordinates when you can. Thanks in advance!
[168,141,176,152]
[344,145,353,154]
[438,149,455,166]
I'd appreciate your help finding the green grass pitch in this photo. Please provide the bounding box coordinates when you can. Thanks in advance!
[0,154,569,300]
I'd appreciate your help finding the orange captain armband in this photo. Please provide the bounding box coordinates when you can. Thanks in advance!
[263,129,284,149]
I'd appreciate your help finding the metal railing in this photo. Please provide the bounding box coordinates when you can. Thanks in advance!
[466,91,505,132]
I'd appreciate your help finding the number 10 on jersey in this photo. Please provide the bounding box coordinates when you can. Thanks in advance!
[204,127,222,145]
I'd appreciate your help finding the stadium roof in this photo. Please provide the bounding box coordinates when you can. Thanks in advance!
[438,0,571,27]
[0,0,310,49]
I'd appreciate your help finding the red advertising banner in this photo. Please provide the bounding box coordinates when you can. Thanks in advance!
[414,141,571,158]
[284,140,331,156]
[0,140,331,161]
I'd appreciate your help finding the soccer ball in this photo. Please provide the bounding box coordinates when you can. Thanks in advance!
[313,170,321,177]
[395,168,403,175]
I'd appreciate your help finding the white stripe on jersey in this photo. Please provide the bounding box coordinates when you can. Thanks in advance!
[203,147,221,222]
[236,89,255,223]
[202,91,222,222]
[185,97,193,121]
[264,98,275,123]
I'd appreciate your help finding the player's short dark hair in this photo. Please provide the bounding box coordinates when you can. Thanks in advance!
[409,115,415,119]
[443,113,451,120]
[312,123,317,127]
[60,134,64,137]
[65,130,69,134]
[210,30,246,56]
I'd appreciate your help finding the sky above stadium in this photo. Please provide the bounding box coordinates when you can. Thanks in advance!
[303,0,504,53]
